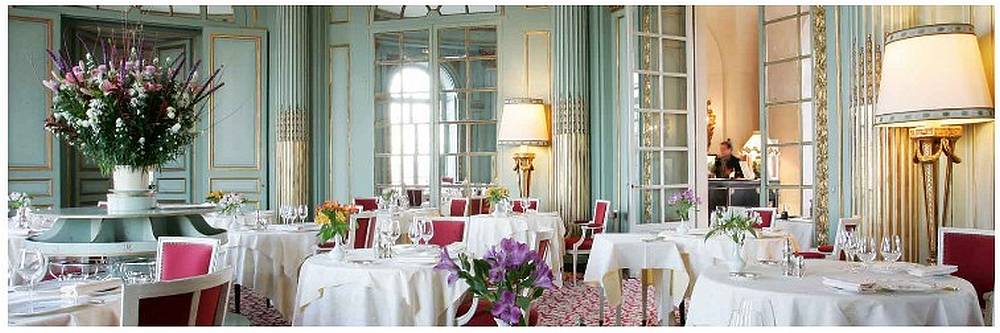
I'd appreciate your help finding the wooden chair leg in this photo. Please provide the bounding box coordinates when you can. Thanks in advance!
[571,252,578,286]
[233,283,241,314]
[598,286,605,326]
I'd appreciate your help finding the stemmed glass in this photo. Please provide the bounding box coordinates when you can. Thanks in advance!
[519,198,531,214]
[856,236,878,271]
[409,219,424,246]
[389,219,401,245]
[16,249,49,313]
[421,219,436,248]
[278,206,289,224]
[297,205,308,224]
[881,234,902,268]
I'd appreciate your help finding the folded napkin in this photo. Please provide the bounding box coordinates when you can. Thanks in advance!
[60,278,122,297]
[821,276,876,293]
[906,264,958,277]
[393,255,440,265]
[268,223,318,232]
[445,242,466,255]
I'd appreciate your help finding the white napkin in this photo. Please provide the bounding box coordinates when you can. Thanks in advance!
[821,276,875,293]
[393,255,440,265]
[906,264,958,277]
[269,223,318,232]
[60,278,122,297]
[445,242,466,256]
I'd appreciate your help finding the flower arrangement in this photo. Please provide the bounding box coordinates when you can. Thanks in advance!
[218,192,245,216]
[668,188,701,221]
[705,208,759,246]
[315,201,360,243]
[41,39,223,174]
[435,238,554,326]
[9,192,31,210]
[484,186,510,205]
[205,191,224,204]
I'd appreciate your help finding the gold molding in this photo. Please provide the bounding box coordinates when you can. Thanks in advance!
[208,33,262,171]
[330,6,350,24]
[328,44,352,198]
[9,15,53,171]
[9,178,54,197]
[156,177,189,194]
[811,5,830,245]
[208,177,262,202]
[523,30,551,99]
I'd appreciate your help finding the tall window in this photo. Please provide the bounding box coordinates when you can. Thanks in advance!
[762,6,814,218]
[374,26,498,196]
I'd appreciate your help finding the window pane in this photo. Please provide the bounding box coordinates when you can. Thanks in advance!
[440,92,463,121]
[663,113,687,147]
[765,60,800,103]
[800,58,813,99]
[375,64,397,93]
[469,155,494,184]
[802,144,814,186]
[801,101,813,142]
[375,33,401,61]
[469,60,497,88]
[663,151,689,184]
[764,6,798,21]
[661,39,686,73]
[660,6,685,36]
[800,15,812,56]
[638,6,658,33]
[639,112,662,148]
[440,155,462,183]
[439,124,462,154]
[468,91,496,121]
[402,30,429,60]
[638,189,662,223]
[766,103,801,144]
[439,61,466,90]
[468,27,497,57]
[801,188,814,218]
[778,188,802,217]
[662,76,686,110]
[777,145,802,186]
[438,28,465,58]
[470,124,497,152]
[765,18,799,62]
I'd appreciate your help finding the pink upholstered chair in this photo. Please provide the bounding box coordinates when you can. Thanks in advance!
[156,237,220,281]
[449,198,469,217]
[512,198,540,213]
[354,197,379,212]
[426,217,466,247]
[122,268,233,326]
[468,197,485,216]
[449,292,540,326]
[565,200,612,285]
[749,207,778,228]
[940,227,994,308]
[406,189,424,207]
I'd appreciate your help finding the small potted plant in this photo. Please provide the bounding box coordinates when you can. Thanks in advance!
[434,238,554,326]
[8,192,32,229]
[484,186,510,216]
[668,188,700,234]
[315,201,359,260]
[705,208,759,272]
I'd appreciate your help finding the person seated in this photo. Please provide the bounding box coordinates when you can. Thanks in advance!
[710,139,745,179]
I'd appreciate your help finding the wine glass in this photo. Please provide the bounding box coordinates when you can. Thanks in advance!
[297,205,308,224]
[409,219,424,246]
[856,236,878,271]
[389,218,402,245]
[421,219,436,247]
[881,234,902,266]
[16,249,48,313]
[728,298,776,326]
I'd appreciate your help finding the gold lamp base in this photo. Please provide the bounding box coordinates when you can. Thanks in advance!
[909,125,962,265]
[512,152,536,198]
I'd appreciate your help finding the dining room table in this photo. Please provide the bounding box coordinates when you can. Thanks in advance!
[463,212,566,285]
[369,206,441,243]
[292,245,467,326]
[225,223,319,319]
[8,279,122,326]
[657,228,801,276]
[686,259,985,326]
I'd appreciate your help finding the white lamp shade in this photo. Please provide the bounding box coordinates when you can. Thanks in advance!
[498,98,550,146]
[876,24,994,127]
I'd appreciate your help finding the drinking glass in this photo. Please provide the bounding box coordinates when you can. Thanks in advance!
[297,205,308,224]
[409,219,424,245]
[389,218,402,244]
[881,234,902,265]
[16,249,48,313]
[728,298,776,326]
[277,206,287,224]
[843,230,858,262]
[421,219,436,247]
[857,236,878,271]
[519,198,530,214]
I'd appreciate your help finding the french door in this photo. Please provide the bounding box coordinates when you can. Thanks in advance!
[622,6,698,230]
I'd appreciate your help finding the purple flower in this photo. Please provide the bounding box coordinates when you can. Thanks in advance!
[144,65,156,75]
[433,247,459,285]
[529,260,554,289]
[42,79,59,92]
[491,290,523,325]
[65,66,84,84]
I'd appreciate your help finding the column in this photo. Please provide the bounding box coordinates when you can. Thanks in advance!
[552,6,592,223]
[274,6,311,209]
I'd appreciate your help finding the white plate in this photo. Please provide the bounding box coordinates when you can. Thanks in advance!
[880,280,936,292]
[8,295,78,318]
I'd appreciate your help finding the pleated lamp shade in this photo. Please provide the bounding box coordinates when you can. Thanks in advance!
[498,98,550,146]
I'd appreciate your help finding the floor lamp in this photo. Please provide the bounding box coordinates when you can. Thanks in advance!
[497,98,550,198]
[876,24,994,264]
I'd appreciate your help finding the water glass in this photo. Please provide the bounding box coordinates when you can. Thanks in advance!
[421,219,436,247]
[16,249,49,313]
[297,204,308,224]
[409,219,423,245]
[881,234,902,264]
[857,236,878,270]
[728,298,776,326]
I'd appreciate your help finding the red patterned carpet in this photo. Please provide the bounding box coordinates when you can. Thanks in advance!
[228,276,675,326]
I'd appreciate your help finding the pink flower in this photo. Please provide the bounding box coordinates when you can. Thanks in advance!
[64,66,84,84]
[101,80,118,93]
[144,82,162,92]
[144,65,156,75]
[42,79,60,92]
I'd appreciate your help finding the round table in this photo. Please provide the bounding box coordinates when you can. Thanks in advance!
[659,229,799,276]
[8,280,121,326]
[226,224,318,319]
[686,260,984,326]
[464,212,565,285]
[292,248,466,326]
[371,207,441,243]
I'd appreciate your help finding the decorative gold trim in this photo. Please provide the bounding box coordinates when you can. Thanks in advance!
[523,30,551,98]
[156,177,189,195]
[208,177,262,202]
[208,33,262,171]
[811,5,830,245]
[329,44,352,198]
[330,6,350,24]
[9,178,54,197]
[9,15,53,171]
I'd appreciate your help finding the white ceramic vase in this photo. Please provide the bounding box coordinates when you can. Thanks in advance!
[727,242,747,272]
[112,165,151,191]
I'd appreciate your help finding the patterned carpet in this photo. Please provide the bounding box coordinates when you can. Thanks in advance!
[228,274,676,326]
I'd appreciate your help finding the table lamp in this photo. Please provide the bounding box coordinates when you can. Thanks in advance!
[497,98,550,197]
[876,23,994,264]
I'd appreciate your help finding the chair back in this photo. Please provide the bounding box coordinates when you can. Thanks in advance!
[449,198,469,217]
[940,227,994,306]
[512,198,540,213]
[353,215,377,248]
[406,189,424,207]
[479,199,491,215]
[468,197,485,215]
[156,237,220,281]
[832,216,861,260]
[354,197,378,212]
[427,217,466,246]
[122,268,233,326]
[592,200,612,230]
[749,207,777,228]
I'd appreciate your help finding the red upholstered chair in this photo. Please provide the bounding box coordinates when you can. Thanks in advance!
[352,215,378,249]
[480,199,491,215]
[451,294,540,326]
[406,189,424,207]
[940,228,994,307]
[427,217,466,247]
[794,251,827,259]
[749,207,777,228]
[156,237,220,281]
[354,197,378,212]
[469,197,485,216]
[512,198,540,213]
[122,268,233,326]
[566,200,612,285]
[449,198,469,217]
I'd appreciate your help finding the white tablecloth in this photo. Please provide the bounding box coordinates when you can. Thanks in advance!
[464,213,565,286]
[659,230,798,276]
[771,218,815,250]
[292,249,466,326]
[227,225,318,318]
[582,233,691,321]
[9,231,29,285]
[8,281,121,326]
[687,260,984,326]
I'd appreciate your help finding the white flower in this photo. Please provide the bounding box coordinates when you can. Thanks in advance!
[115,118,124,128]
[138,137,145,144]
[170,123,182,133]
[166,107,176,119]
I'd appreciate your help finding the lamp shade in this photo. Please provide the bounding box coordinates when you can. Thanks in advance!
[498,98,550,146]
[875,24,994,127]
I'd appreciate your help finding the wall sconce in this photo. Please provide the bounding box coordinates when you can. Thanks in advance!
[497,98,550,198]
